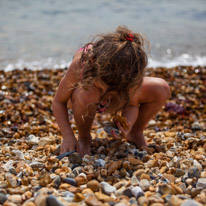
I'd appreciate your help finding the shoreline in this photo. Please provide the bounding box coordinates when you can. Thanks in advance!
[0,66,205,205]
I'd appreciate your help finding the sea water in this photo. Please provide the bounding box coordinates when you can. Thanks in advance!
[0,0,206,70]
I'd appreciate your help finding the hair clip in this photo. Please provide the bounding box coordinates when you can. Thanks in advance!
[125,33,133,42]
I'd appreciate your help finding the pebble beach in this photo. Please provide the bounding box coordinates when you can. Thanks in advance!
[0,66,206,206]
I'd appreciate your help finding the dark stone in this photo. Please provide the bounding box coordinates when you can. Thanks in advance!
[174,169,185,177]
[68,152,82,164]
[9,168,17,175]
[123,188,133,198]
[187,167,200,179]
[62,178,77,187]
[46,195,66,206]
[0,193,7,204]
[53,175,61,188]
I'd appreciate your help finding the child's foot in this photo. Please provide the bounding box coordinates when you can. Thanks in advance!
[126,131,148,148]
[78,136,92,157]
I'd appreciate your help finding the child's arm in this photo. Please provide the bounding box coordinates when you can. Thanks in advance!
[52,55,80,154]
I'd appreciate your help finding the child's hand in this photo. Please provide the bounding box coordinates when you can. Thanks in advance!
[111,121,132,140]
[60,136,79,154]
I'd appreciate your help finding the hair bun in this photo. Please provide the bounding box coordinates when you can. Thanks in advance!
[116,26,133,41]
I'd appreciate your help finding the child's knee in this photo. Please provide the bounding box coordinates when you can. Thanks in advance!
[154,78,171,101]
[144,78,170,102]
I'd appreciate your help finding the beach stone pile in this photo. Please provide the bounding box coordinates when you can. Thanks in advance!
[0,66,205,206]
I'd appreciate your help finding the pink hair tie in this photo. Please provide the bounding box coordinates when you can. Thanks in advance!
[125,33,133,42]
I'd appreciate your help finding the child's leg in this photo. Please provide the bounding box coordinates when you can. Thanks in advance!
[70,88,97,156]
[127,77,170,148]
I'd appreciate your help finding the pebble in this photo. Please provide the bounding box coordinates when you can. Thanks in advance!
[94,159,106,168]
[68,152,82,164]
[169,195,184,206]
[8,194,22,204]
[46,195,65,206]
[62,177,77,187]
[87,180,101,192]
[180,199,201,206]
[85,195,102,206]
[30,162,44,169]
[26,134,40,145]
[196,178,206,189]
[128,155,144,165]
[100,182,116,195]
[174,169,185,177]
[0,192,7,204]
[131,175,139,186]
[0,67,205,206]
[131,186,144,199]
[53,175,61,188]
[73,193,85,202]
[187,167,200,179]
[139,179,151,191]
[95,192,114,202]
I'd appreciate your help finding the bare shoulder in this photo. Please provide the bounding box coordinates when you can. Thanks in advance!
[53,52,82,103]
[130,77,170,104]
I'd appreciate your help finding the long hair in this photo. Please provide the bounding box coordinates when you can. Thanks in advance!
[78,26,149,113]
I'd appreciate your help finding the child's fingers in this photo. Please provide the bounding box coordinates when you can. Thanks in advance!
[111,130,123,140]
[116,122,127,137]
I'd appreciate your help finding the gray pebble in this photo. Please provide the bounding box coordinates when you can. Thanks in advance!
[196,178,206,189]
[139,179,151,191]
[0,193,7,204]
[100,181,116,195]
[180,199,200,206]
[94,159,105,168]
[53,176,61,188]
[131,186,144,199]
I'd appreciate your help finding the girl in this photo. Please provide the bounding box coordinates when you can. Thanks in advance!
[52,26,170,157]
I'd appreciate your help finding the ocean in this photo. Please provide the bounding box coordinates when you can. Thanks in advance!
[0,0,206,70]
